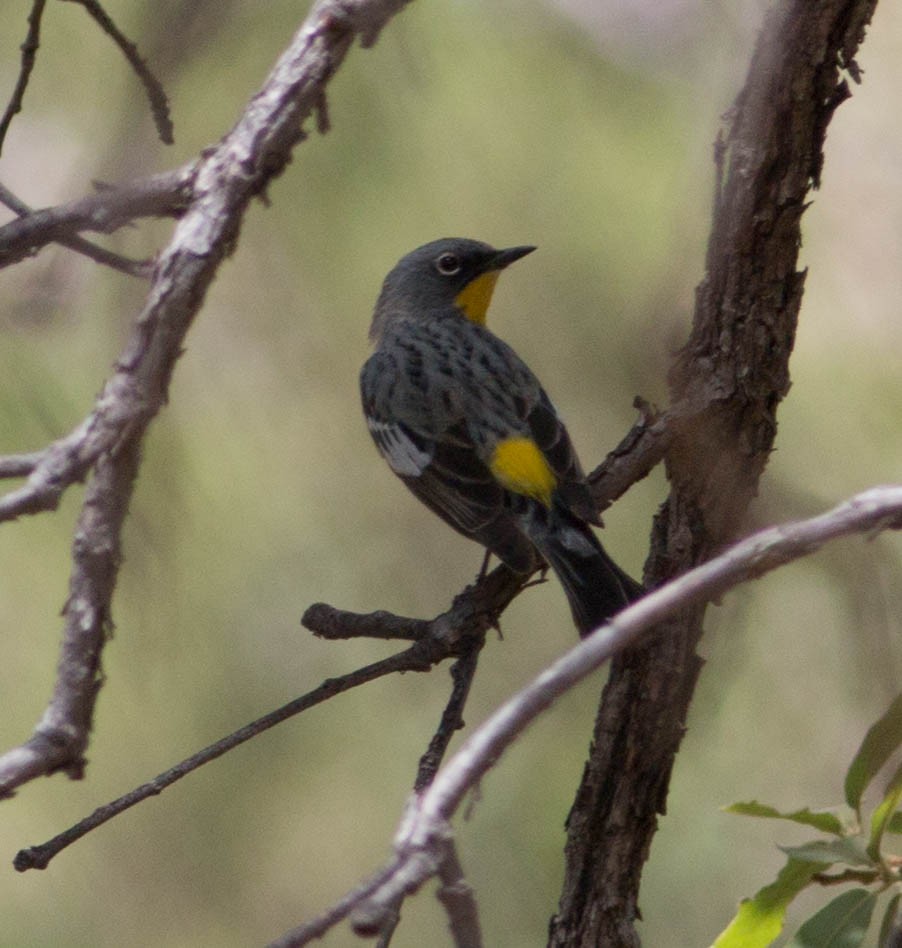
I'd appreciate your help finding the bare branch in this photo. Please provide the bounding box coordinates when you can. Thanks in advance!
[587,398,671,511]
[0,167,195,271]
[0,0,417,799]
[0,0,47,157]
[59,0,174,144]
[414,644,482,793]
[0,182,153,277]
[13,640,446,867]
[0,452,42,479]
[304,563,526,649]
[274,485,902,944]
[435,838,483,948]
[13,559,507,864]
[304,602,430,641]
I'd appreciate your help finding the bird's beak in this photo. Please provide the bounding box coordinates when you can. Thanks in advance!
[489,245,537,270]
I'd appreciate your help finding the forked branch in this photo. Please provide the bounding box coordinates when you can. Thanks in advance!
[271,485,902,947]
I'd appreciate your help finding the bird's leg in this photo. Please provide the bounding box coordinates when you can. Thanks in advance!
[476,548,493,582]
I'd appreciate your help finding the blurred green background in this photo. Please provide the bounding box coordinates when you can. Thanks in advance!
[1,1,901,945]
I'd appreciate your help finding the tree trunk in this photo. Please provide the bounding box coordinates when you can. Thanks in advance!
[548,1,879,944]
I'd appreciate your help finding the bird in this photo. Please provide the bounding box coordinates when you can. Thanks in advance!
[360,237,643,635]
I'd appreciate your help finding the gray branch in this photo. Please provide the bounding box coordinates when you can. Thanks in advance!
[273,485,902,944]
[0,0,416,800]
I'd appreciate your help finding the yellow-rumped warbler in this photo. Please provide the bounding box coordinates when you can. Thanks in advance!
[360,238,642,635]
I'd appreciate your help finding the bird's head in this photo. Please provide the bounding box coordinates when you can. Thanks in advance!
[370,237,535,340]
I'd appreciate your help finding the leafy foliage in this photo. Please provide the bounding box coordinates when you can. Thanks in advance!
[716,694,902,947]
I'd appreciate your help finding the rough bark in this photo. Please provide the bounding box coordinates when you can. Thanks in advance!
[548,1,879,944]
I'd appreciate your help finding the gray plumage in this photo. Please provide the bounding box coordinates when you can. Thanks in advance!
[361,238,642,633]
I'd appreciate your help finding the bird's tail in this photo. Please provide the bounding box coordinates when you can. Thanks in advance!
[525,504,643,636]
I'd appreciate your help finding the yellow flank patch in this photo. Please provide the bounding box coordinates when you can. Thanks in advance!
[490,437,556,506]
[454,271,500,325]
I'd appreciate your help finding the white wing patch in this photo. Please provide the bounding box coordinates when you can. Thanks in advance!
[367,418,432,477]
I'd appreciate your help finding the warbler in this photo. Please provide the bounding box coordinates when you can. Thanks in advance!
[360,238,642,635]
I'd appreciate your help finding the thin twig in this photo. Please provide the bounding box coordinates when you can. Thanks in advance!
[414,644,482,793]
[266,858,407,948]
[60,0,174,144]
[13,640,447,870]
[0,167,194,272]
[0,452,42,479]
[0,183,153,277]
[0,0,47,157]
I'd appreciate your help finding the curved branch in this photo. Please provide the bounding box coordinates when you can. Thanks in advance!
[0,0,47,157]
[60,0,174,144]
[0,0,417,799]
[275,485,902,946]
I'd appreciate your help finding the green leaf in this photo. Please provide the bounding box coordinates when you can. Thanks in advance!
[724,801,845,836]
[784,888,876,948]
[781,838,874,869]
[878,892,901,948]
[845,693,902,812]
[868,759,902,859]
[886,811,902,834]
[712,858,828,948]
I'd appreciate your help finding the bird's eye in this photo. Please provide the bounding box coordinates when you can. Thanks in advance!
[435,253,461,276]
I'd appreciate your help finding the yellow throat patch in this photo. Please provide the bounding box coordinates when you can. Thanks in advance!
[490,437,556,507]
[454,271,500,325]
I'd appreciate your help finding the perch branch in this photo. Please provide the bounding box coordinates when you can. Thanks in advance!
[273,485,902,946]
[14,561,517,868]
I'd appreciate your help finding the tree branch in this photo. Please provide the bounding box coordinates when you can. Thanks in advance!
[414,643,482,793]
[14,640,445,868]
[274,485,902,946]
[587,398,671,512]
[60,0,174,144]
[0,0,417,800]
[0,167,194,272]
[0,182,153,277]
[550,2,879,944]
[13,556,514,866]
[434,839,483,948]
[0,0,47,157]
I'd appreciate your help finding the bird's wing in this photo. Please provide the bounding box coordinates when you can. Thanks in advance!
[522,389,601,525]
[361,352,504,534]
[365,414,503,534]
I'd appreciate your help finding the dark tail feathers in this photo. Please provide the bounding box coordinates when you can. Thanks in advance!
[526,505,643,636]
